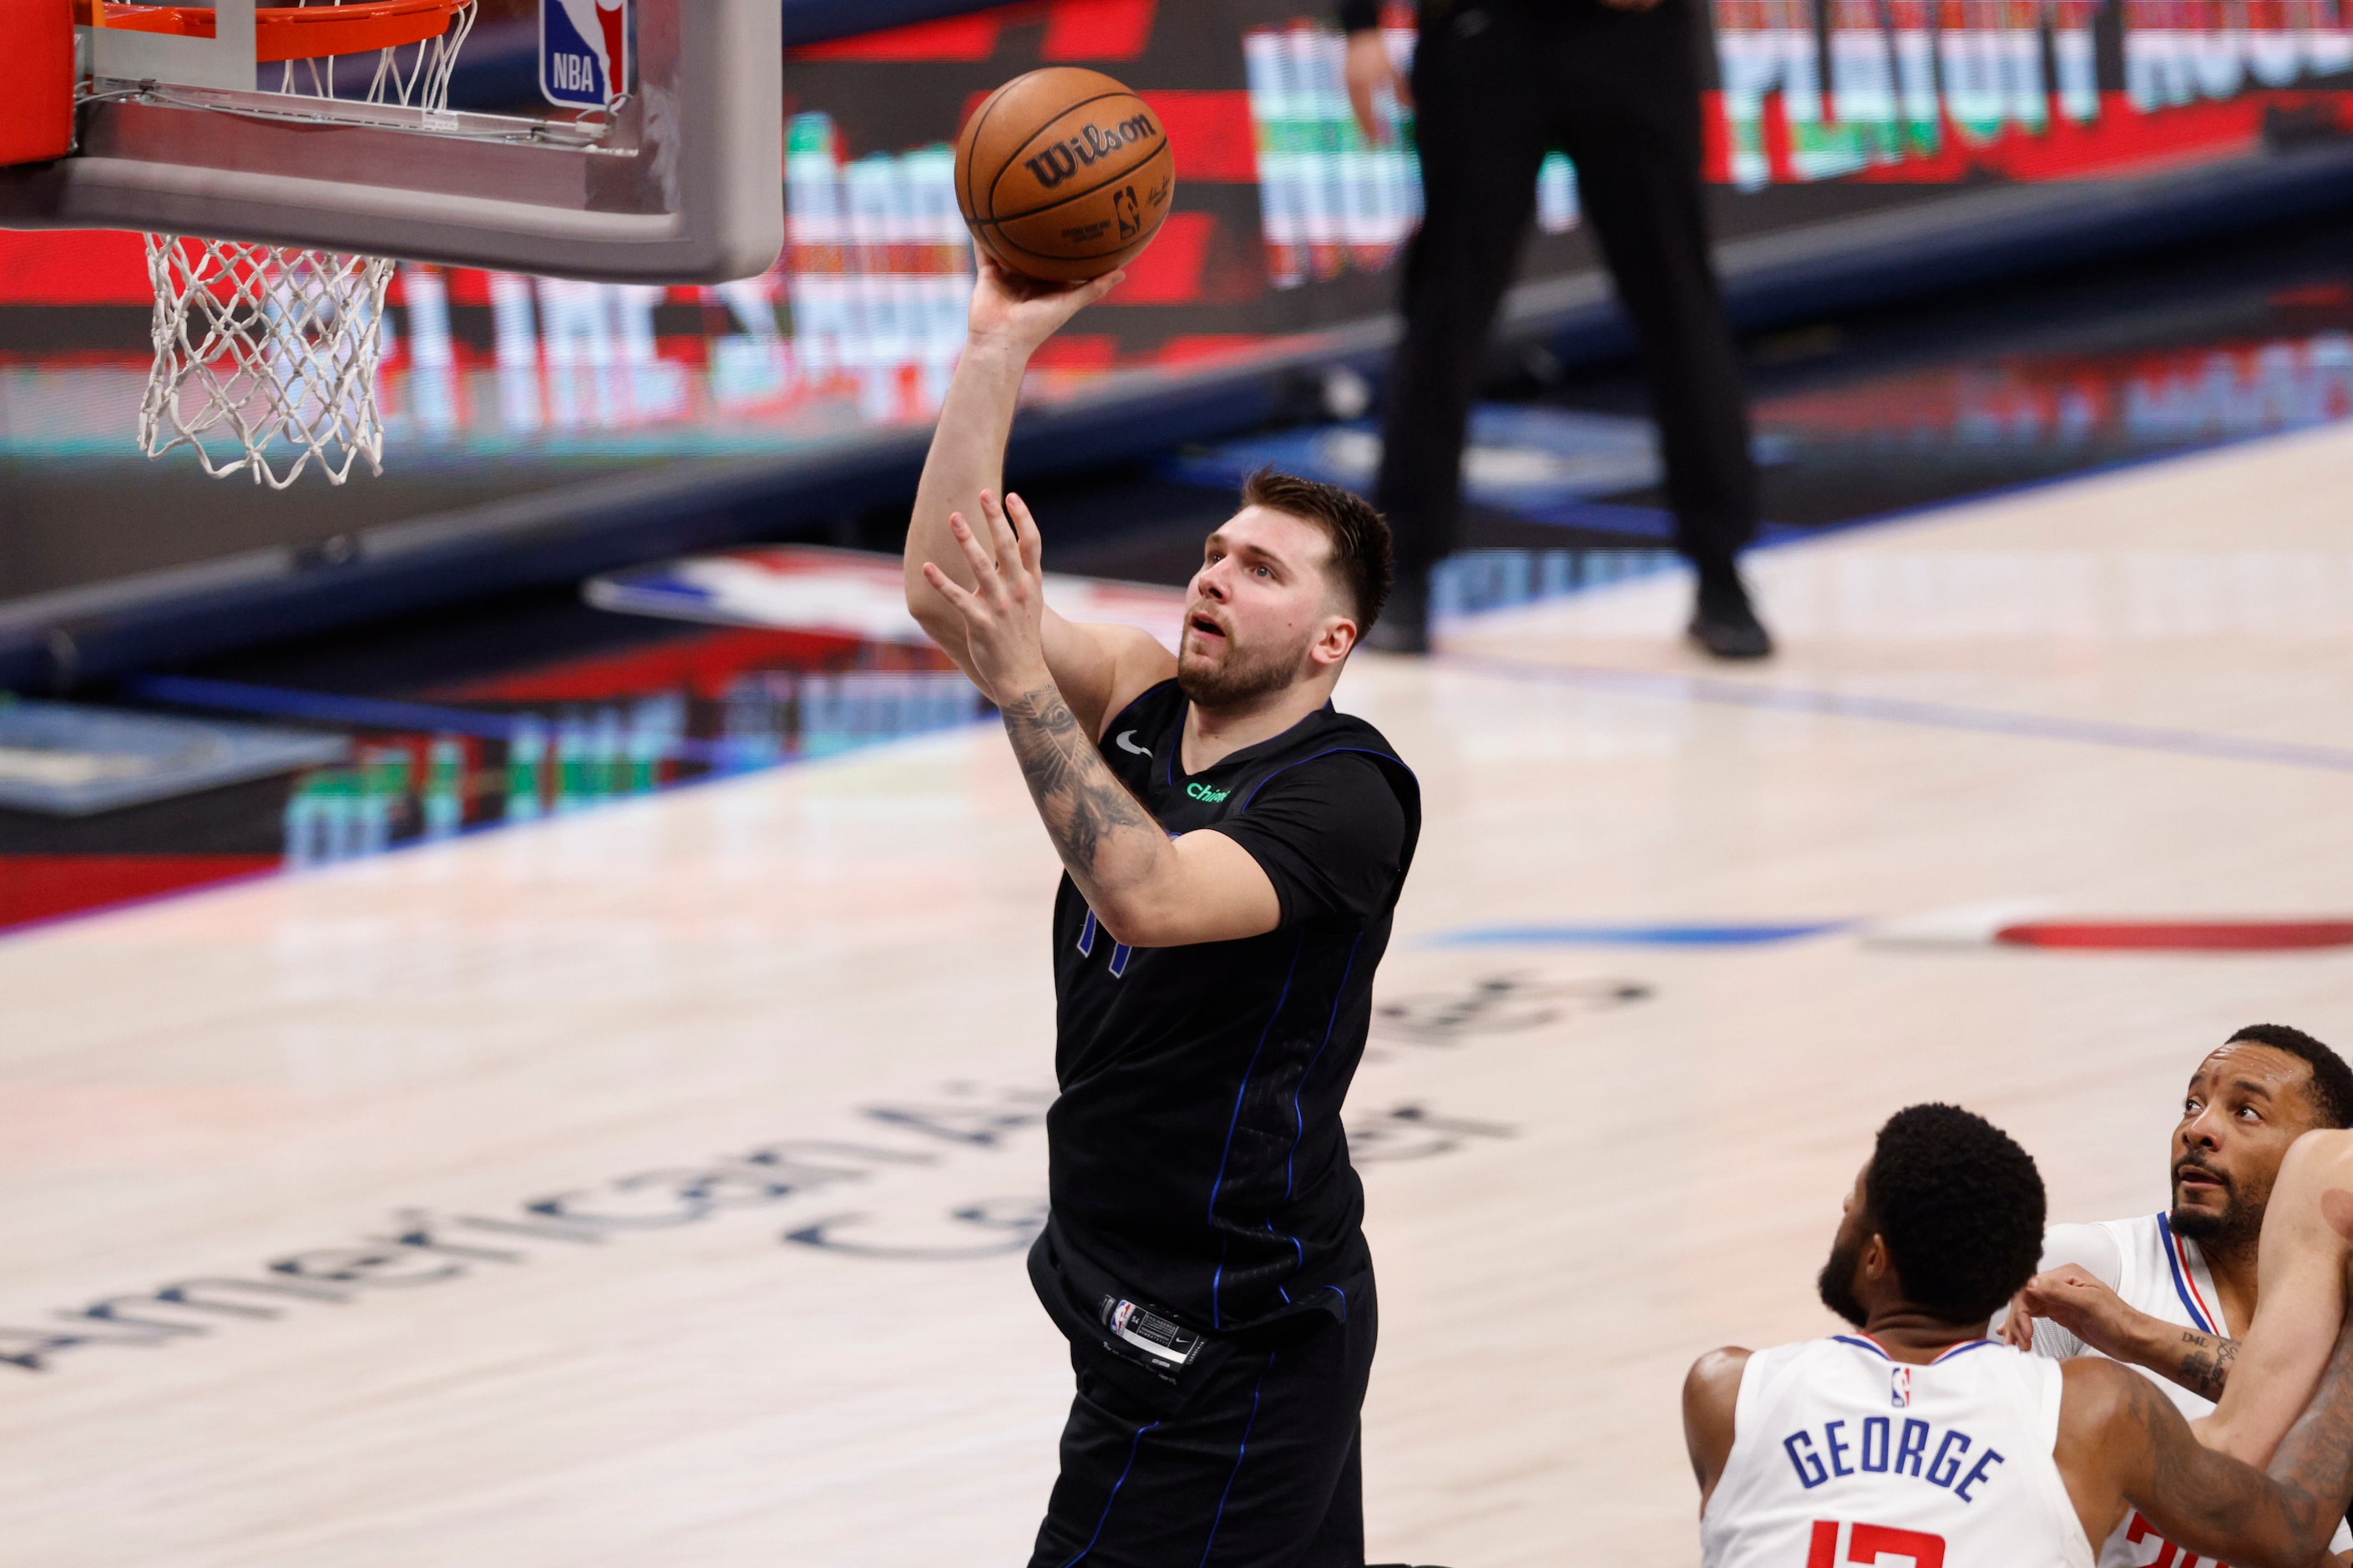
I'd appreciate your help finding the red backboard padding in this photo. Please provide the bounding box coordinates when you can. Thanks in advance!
[2,0,76,167]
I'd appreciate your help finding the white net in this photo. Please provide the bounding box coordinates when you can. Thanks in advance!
[141,239,394,488]
[267,0,478,115]
[139,0,478,486]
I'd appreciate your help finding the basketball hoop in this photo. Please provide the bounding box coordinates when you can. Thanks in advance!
[123,0,478,487]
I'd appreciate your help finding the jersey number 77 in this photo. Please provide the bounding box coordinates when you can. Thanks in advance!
[1807,1520,1946,1568]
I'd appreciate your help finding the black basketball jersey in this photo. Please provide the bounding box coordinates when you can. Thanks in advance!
[1030,677,1421,1343]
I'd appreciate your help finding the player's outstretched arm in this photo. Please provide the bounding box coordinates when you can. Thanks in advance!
[904,259,1171,733]
[2060,1274,2353,1568]
[920,483,1280,948]
[2204,1130,2353,1464]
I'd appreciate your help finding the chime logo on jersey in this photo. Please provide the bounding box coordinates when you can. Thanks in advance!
[540,0,628,109]
[1891,1366,1913,1408]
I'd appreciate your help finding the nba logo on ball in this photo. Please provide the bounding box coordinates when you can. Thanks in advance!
[540,0,628,109]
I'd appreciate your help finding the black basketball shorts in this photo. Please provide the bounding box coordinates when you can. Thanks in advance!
[1027,1284,1377,1568]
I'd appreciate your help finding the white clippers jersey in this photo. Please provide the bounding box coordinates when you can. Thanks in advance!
[2026,1214,2353,1568]
[1702,1335,2095,1568]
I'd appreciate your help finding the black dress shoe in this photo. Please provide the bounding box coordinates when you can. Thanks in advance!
[1688,572,1773,660]
[1363,579,1430,655]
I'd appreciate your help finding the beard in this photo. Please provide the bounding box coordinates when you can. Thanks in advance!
[1817,1229,1869,1328]
[1177,627,1308,708]
[2171,1160,2263,1252]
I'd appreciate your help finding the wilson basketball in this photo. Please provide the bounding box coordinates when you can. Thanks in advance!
[955,67,1175,284]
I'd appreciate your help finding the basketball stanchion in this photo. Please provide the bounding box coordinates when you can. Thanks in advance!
[120,0,478,488]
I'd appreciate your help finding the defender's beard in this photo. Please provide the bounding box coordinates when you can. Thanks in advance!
[2171,1164,2263,1255]
[1817,1230,1869,1328]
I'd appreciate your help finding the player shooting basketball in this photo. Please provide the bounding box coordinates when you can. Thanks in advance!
[903,255,1429,1567]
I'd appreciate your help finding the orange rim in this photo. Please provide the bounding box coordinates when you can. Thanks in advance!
[89,1,468,64]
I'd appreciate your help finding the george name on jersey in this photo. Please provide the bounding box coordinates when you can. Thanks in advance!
[1780,1416,2006,1503]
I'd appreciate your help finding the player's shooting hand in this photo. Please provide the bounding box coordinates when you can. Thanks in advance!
[966,255,1125,358]
[1343,29,1410,147]
[922,488,1052,704]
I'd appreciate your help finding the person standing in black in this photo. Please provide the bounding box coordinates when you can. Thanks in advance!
[904,257,1435,1568]
[1344,0,1774,659]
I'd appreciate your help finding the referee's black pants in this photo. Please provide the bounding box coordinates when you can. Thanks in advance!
[1027,1287,1375,1568]
[1375,0,1759,596]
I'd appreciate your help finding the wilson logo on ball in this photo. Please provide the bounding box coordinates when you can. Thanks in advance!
[1021,114,1161,191]
[956,67,1176,283]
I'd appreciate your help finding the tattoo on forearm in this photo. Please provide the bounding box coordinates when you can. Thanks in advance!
[2177,1330,2240,1402]
[2141,1310,2353,1566]
[997,682,1166,901]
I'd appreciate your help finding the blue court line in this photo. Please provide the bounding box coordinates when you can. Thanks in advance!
[1446,658,2353,777]
[1430,921,1852,947]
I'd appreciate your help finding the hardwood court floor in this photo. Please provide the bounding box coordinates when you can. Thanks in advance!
[7,423,2353,1565]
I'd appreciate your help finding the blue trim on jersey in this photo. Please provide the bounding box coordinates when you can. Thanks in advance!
[1205,935,1304,1328]
[1270,933,1364,1270]
[2156,1211,2219,1335]
[1055,1418,1161,1567]
[1835,1333,1995,1364]
[1197,1353,1278,1568]
[1235,746,1420,812]
[1078,908,1098,958]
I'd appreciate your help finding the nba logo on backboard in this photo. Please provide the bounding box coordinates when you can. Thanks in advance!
[1890,1366,1913,1408]
[540,0,628,109]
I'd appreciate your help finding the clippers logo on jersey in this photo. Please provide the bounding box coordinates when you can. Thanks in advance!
[1891,1366,1913,1408]
[540,0,627,109]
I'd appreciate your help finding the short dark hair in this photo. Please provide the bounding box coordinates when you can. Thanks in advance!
[1239,468,1394,635]
[1868,1104,2047,1325]
[2227,1024,2353,1129]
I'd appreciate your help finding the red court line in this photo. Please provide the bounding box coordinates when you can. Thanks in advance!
[1996,920,2353,951]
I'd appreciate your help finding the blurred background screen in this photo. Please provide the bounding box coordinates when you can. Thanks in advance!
[2,0,2346,607]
